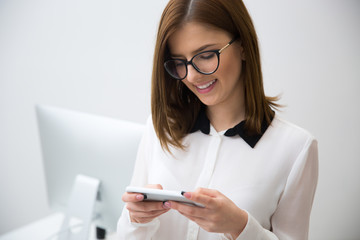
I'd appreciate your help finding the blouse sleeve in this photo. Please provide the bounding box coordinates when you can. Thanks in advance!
[225,137,319,240]
[117,116,161,240]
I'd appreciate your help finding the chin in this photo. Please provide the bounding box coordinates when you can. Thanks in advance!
[197,98,217,107]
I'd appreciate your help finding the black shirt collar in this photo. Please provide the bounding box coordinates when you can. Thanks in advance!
[190,107,273,148]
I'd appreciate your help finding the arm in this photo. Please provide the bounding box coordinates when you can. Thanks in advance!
[233,138,318,240]
[117,117,168,239]
[270,138,318,239]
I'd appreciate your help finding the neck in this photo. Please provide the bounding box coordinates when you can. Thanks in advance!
[206,84,245,132]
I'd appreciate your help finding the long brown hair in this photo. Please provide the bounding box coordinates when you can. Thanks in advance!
[151,0,279,152]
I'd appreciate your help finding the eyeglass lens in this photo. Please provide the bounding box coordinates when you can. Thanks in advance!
[165,51,219,80]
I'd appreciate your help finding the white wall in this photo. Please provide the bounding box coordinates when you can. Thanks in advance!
[0,0,167,235]
[0,0,359,239]
[245,1,360,239]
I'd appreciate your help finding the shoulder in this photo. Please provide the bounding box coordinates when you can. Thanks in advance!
[272,116,315,139]
[263,116,317,152]
[144,115,157,138]
[257,116,318,177]
[145,115,153,128]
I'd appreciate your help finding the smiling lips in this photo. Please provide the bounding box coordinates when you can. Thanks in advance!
[195,79,217,93]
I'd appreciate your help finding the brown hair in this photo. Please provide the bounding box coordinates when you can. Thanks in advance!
[151,0,279,152]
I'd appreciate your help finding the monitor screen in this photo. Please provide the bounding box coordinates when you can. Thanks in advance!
[36,105,144,234]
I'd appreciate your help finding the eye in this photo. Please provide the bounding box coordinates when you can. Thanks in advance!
[198,52,216,60]
[175,62,184,67]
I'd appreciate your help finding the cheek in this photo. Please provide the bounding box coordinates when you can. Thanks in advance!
[218,56,242,81]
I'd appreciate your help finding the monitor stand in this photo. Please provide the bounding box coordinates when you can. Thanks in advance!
[58,175,100,240]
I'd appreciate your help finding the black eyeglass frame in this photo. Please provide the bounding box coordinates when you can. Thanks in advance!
[164,37,238,81]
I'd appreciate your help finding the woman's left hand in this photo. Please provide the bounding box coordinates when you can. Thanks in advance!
[166,187,248,239]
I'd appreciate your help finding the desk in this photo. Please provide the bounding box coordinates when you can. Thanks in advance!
[0,212,117,240]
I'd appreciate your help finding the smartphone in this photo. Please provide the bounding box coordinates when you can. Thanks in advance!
[126,186,205,208]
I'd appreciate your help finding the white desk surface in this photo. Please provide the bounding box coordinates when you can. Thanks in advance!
[0,212,117,240]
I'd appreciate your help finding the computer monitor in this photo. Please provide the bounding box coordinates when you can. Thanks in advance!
[35,105,144,237]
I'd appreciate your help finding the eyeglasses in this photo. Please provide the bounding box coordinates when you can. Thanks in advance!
[164,38,237,80]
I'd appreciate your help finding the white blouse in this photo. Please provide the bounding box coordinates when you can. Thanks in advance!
[117,115,318,240]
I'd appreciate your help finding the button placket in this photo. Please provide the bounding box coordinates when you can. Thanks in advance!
[186,221,199,240]
[186,132,223,239]
[196,134,222,188]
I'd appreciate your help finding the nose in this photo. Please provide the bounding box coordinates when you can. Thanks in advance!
[185,64,202,83]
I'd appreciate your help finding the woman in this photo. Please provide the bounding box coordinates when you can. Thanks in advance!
[118,0,318,239]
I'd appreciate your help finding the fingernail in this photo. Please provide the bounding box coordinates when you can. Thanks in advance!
[184,192,191,198]
[136,194,144,200]
[163,201,171,209]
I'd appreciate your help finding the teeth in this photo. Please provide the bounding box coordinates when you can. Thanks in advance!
[197,79,216,89]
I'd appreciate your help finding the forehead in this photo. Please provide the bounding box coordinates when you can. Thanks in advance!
[167,22,231,56]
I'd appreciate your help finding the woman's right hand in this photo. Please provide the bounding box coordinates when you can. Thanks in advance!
[122,184,170,223]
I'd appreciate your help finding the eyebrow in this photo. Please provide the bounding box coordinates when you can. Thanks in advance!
[170,43,217,58]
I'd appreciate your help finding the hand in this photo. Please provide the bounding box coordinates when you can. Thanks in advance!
[122,184,170,223]
[167,188,248,239]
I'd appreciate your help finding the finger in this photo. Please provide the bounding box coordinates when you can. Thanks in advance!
[182,188,220,207]
[132,216,160,223]
[130,208,170,224]
[168,201,206,218]
[126,201,167,212]
[179,212,207,224]
[195,187,220,197]
[122,192,146,203]
[122,184,164,202]
[177,211,198,222]
[131,211,168,223]
[130,208,169,219]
